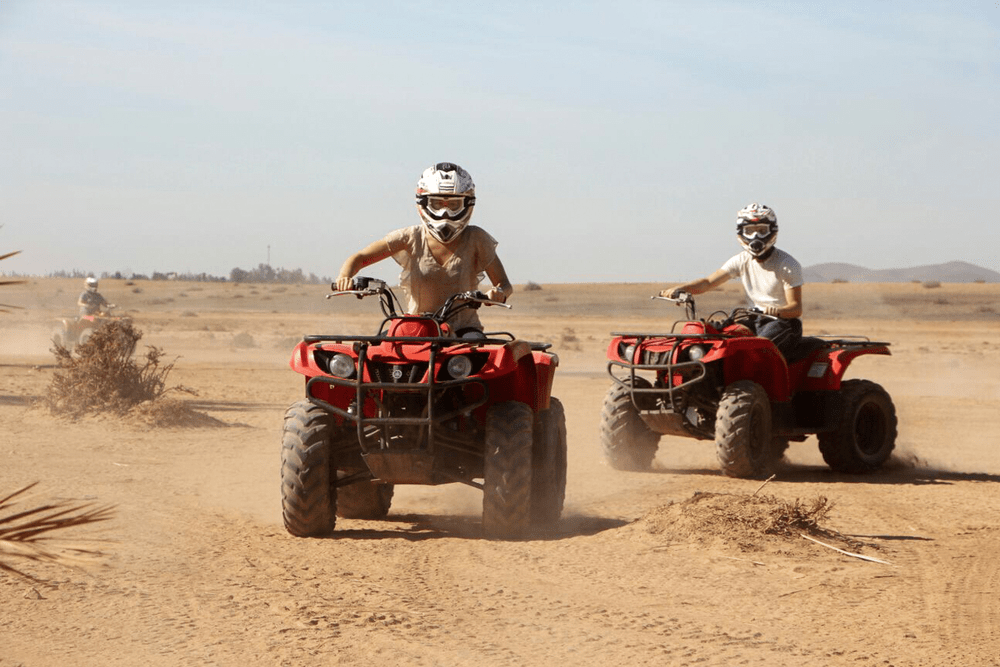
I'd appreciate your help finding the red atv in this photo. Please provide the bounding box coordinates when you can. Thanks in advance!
[282,277,565,540]
[52,305,130,353]
[600,292,897,478]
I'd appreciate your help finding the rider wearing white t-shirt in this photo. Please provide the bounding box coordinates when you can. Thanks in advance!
[660,203,804,357]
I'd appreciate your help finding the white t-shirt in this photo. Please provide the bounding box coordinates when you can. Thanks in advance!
[720,248,803,310]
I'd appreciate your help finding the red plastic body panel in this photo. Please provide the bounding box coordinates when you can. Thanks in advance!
[608,328,890,403]
[289,321,557,421]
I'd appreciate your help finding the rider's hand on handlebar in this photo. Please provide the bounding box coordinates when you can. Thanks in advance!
[485,287,507,303]
[658,288,688,300]
[334,276,353,292]
[762,306,780,317]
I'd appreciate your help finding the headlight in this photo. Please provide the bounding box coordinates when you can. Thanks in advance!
[446,355,473,379]
[328,353,356,378]
[620,343,637,361]
[687,345,708,361]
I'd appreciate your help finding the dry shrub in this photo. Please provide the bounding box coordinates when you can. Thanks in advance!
[45,320,196,419]
[0,482,114,582]
[638,491,857,552]
[524,281,542,291]
[922,280,941,289]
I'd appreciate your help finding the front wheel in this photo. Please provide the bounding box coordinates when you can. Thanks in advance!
[281,400,337,537]
[483,401,534,540]
[77,327,95,349]
[532,397,567,526]
[818,380,897,473]
[599,378,660,471]
[715,380,775,479]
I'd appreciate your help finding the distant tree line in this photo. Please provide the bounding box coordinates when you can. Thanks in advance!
[44,264,330,285]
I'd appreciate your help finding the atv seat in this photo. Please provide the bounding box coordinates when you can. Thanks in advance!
[785,336,829,364]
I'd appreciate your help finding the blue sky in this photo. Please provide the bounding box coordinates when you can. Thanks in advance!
[2,1,998,283]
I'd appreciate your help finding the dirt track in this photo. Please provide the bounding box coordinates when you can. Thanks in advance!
[2,278,999,666]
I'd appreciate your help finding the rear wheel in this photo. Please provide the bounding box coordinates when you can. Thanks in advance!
[716,381,775,479]
[483,401,534,540]
[531,397,567,526]
[818,380,897,473]
[599,378,660,471]
[281,400,337,537]
[336,479,394,520]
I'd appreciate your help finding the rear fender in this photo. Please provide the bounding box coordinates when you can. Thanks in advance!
[798,345,891,391]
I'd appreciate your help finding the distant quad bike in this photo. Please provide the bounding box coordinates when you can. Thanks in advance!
[52,305,130,353]
[601,292,897,479]
[281,277,565,540]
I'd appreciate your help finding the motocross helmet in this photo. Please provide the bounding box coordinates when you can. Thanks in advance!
[85,277,99,292]
[415,162,476,243]
[736,203,778,257]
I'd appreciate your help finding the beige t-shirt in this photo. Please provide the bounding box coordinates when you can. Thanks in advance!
[383,224,499,331]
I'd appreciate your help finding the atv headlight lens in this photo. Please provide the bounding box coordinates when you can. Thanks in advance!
[687,345,708,361]
[446,355,473,379]
[620,343,637,361]
[328,353,356,378]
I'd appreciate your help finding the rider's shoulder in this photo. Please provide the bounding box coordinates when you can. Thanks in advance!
[464,225,495,244]
[770,247,802,268]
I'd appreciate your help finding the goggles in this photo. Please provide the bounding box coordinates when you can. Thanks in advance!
[420,194,473,220]
[739,222,773,239]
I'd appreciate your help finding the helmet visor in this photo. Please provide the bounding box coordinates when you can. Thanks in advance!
[739,223,772,239]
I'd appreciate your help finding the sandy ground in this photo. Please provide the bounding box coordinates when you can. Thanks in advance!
[1,277,999,666]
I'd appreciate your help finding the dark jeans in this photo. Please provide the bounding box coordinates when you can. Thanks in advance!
[754,317,803,359]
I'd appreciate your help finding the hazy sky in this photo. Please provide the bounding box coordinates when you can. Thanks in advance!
[2,1,998,284]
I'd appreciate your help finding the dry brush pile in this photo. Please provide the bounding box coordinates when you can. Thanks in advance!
[45,319,221,426]
[638,490,872,556]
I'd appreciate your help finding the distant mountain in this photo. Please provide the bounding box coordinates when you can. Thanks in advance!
[803,260,1000,283]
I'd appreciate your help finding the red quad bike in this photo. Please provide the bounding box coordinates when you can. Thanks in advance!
[600,292,898,479]
[52,305,130,353]
[282,277,566,540]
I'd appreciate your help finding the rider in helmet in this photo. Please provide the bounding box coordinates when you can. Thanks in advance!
[77,276,111,317]
[335,162,513,334]
[660,203,804,357]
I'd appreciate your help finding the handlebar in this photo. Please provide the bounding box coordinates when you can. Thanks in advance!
[326,277,510,321]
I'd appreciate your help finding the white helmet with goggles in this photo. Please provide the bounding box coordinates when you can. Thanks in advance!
[736,203,778,257]
[415,162,476,243]
[85,276,99,291]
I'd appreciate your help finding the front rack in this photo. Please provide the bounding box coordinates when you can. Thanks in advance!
[303,331,553,456]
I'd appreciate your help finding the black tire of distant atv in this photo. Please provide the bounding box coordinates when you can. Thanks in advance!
[77,328,94,349]
[818,379,897,474]
[336,479,394,520]
[281,400,337,537]
[716,380,775,479]
[483,401,534,540]
[599,378,660,471]
[531,397,567,526]
[51,328,64,350]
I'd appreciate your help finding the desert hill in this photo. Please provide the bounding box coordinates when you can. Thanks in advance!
[803,260,1000,283]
